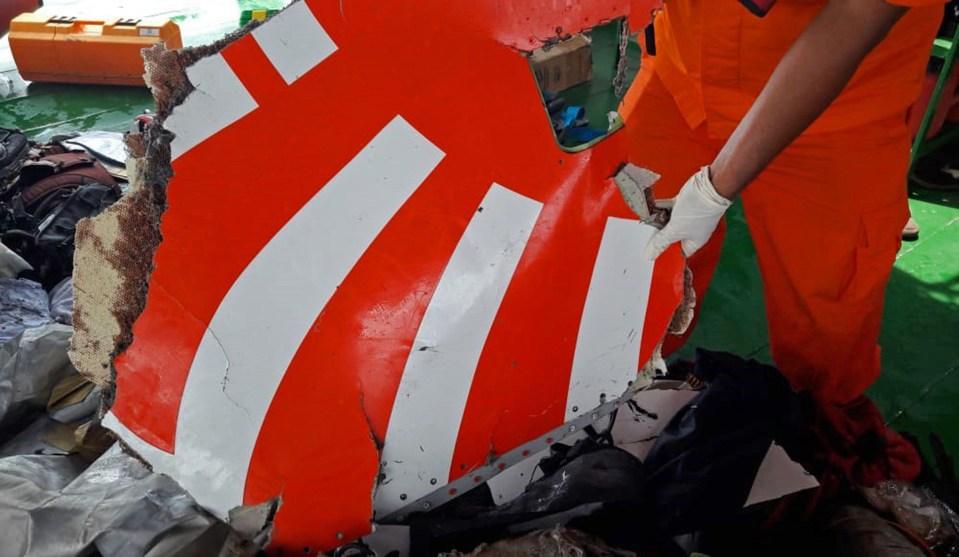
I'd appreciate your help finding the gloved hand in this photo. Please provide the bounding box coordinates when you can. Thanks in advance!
[645,166,733,260]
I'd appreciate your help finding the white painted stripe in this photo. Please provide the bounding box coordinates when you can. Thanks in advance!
[107,117,444,519]
[252,0,337,85]
[565,217,656,422]
[103,410,176,466]
[374,185,543,517]
[166,54,258,161]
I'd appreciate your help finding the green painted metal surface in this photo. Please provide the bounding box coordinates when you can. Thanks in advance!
[0,1,956,456]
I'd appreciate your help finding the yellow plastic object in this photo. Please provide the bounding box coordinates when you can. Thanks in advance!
[9,14,183,86]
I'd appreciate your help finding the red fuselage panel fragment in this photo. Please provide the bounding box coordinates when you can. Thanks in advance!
[106,0,684,551]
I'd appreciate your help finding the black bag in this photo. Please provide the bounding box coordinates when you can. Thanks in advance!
[0,147,123,287]
[10,151,119,212]
[408,438,672,556]
[642,349,804,536]
[4,182,120,288]
[0,128,29,186]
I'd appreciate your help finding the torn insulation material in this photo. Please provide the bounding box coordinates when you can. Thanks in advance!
[70,129,167,392]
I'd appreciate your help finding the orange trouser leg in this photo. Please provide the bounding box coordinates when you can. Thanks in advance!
[621,68,725,356]
[741,116,910,404]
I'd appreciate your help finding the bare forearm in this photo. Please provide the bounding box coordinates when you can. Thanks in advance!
[709,0,906,199]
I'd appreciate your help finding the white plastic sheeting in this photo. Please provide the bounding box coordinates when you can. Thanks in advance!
[0,446,249,557]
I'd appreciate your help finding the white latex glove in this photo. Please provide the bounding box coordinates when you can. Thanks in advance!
[645,166,732,260]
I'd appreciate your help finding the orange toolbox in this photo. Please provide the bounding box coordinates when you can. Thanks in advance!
[9,14,182,86]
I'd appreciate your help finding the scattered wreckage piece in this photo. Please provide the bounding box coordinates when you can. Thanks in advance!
[71,0,684,552]
[376,363,819,556]
[0,446,257,557]
[614,163,670,229]
[0,323,75,435]
[0,263,260,555]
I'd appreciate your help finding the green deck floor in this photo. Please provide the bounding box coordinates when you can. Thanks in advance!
[1,2,957,457]
[680,191,959,456]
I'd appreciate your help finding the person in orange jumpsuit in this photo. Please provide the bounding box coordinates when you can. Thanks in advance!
[622,0,944,404]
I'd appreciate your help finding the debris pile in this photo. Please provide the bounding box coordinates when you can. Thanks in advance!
[0,124,263,555]
[0,2,953,556]
[0,119,955,556]
[376,349,959,557]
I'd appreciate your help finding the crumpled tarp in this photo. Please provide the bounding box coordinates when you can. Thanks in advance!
[0,445,253,557]
[54,131,129,179]
[0,315,109,462]
[0,416,70,459]
[0,278,53,347]
[48,277,73,326]
[57,131,128,168]
[0,323,74,435]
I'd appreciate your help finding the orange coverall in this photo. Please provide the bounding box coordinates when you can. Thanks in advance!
[622,0,944,403]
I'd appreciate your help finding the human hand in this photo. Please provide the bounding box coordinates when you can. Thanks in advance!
[645,166,732,260]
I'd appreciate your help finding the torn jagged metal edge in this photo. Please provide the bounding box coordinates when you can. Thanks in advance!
[69,117,169,397]
[69,24,260,397]
[639,265,696,381]
[374,262,694,525]
[376,339,671,524]
[668,265,696,336]
[375,366,657,525]
[228,497,282,548]
[378,311,690,524]
[68,21,275,542]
